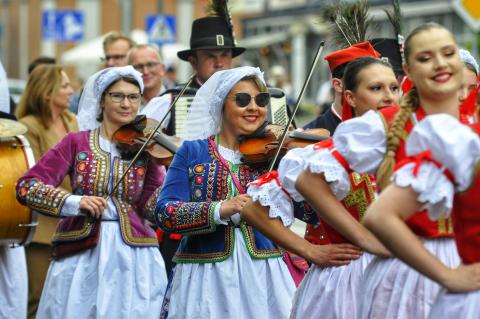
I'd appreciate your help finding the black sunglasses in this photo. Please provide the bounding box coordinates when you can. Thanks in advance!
[231,92,270,108]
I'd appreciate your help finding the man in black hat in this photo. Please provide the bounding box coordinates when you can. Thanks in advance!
[141,15,246,136]
[177,16,245,89]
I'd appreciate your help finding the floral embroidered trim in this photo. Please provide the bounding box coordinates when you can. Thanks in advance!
[20,180,69,217]
[113,197,159,246]
[241,223,283,259]
[159,201,216,235]
[89,129,110,197]
[173,226,235,264]
[145,186,162,223]
[53,217,95,241]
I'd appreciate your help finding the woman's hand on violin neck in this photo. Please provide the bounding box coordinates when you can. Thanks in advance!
[220,194,251,219]
[304,243,363,267]
[80,196,107,219]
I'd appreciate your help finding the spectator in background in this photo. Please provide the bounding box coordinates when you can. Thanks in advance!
[15,64,78,319]
[269,64,294,105]
[69,32,136,114]
[101,32,135,68]
[128,44,166,105]
[163,64,178,90]
[28,56,56,74]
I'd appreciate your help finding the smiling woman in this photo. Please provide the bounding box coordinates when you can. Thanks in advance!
[16,66,168,319]
[240,21,466,319]
[152,66,299,319]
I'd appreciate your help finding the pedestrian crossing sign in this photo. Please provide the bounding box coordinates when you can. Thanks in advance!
[146,15,176,45]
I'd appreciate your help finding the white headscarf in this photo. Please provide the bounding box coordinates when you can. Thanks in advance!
[459,48,479,74]
[183,66,265,140]
[77,66,144,131]
[0,60,9,114]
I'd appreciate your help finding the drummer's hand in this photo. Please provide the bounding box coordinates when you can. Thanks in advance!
[220,194,251,219]
[79,196,107,219]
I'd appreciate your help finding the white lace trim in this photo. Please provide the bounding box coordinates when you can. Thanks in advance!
[303,147,351,200]
[405,114,480,192]
[247,180,294,227]
[278,147,310,202]
[393,162,454,220]
[218,144,243,164]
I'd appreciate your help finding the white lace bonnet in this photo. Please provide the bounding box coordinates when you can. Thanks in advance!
[459,48,479,74]
[77,65,144,131]
[183,66,265,140]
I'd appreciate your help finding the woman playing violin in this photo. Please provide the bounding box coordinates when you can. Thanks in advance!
[151,66,356,319]
[16,66,167,319]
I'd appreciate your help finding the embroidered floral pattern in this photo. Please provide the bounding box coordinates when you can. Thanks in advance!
[20,180,69,217]
[159,201,216,235]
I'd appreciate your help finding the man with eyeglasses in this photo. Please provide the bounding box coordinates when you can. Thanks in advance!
[128,44,166,105]
[102,32,135,68]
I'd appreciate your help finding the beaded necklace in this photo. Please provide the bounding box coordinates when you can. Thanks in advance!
[208,135,246,194]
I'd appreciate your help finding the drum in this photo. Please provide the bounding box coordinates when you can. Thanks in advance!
[0,135,37,245]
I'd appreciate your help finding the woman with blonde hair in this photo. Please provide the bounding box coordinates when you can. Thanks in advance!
[16,64,78,318]
[244,22,465,318]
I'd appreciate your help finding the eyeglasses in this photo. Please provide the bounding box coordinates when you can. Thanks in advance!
[100,54,127,62]
[229,92,270,108]
[132,62,161,71]
[107,92,141,103]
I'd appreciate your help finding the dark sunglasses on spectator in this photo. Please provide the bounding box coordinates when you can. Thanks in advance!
[230,92,270,108]
[100,54,127,62]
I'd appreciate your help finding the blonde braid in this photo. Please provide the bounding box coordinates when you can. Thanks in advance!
[376,87,418,190]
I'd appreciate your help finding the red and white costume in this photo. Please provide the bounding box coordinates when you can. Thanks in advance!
[248,108,460,318]
[392,114,480,319]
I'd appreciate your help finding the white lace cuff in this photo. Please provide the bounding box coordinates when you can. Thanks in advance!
[393,162,454,220]
[247,179,294,227]
[214,201,229,225]
[60,195,82,217]
[303,147,351,200]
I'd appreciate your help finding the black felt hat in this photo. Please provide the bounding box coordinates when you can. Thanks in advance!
[177,16,246,61]
[370,38,404,77]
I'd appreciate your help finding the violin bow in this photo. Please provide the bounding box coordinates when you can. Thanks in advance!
[267,41,325,173]
[107,75,195,197]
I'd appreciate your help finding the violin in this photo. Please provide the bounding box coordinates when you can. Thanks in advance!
[239,122,330,166]
[113,115,182,166]
[239,41,326,172]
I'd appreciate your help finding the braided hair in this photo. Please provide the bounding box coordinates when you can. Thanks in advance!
[376,22,453,189]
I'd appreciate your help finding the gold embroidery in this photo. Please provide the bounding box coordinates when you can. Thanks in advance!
[438,217,447,234]
[342,172,376,222]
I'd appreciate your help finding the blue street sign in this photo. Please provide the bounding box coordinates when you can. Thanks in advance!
[145,15,176,45]
[42,10,84,42]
